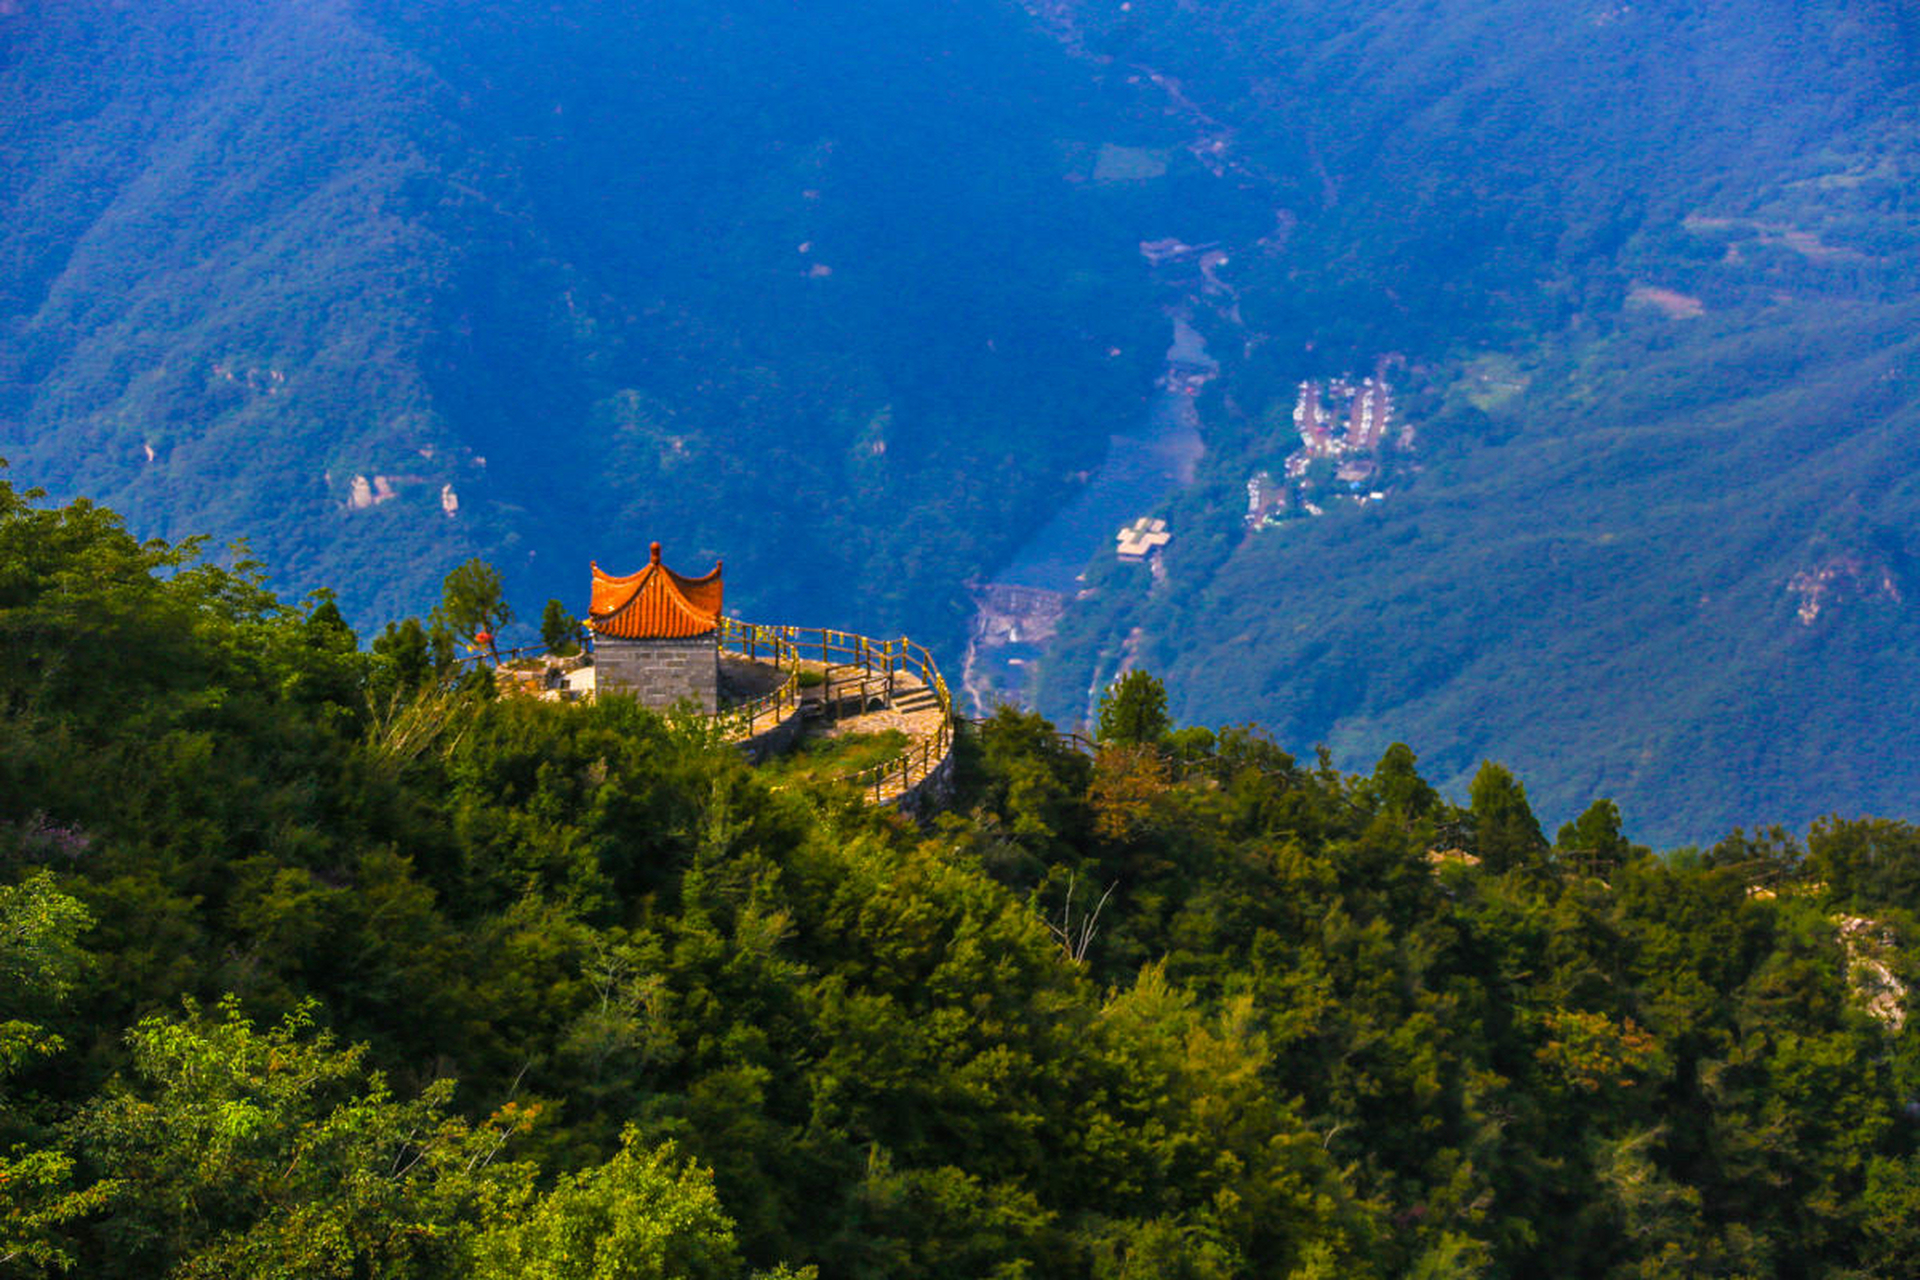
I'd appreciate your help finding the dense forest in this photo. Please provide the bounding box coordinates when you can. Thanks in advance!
[4,480,1919,1277]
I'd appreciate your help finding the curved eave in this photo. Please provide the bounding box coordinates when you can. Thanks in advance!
[587,559,723,639]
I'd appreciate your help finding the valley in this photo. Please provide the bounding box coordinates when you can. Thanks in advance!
[4,0,1918,845]
[962,318,1204,716]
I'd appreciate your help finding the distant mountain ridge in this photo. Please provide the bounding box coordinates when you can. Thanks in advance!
[5,0,1920,844]
[1010,0,1920,843]
[0,0,1156,637]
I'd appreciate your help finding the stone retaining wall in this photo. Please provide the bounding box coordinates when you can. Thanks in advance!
[733,702,807,763]
[894,738,958,823]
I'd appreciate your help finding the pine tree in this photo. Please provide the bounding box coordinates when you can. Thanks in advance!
[1097,670,1172,746]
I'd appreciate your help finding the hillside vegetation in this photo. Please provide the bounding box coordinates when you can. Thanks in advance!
[4,482,1920,1276]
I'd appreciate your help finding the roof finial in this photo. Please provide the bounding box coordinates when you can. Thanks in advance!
[649,541,662,565]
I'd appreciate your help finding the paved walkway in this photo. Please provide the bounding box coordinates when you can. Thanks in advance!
[547,649,951,805]
[808,663,946,740]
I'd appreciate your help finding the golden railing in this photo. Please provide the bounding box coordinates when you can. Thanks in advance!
[715,618,802,738]
[719,620,955,804]
[835,720,954,805]
[477,619,955,805]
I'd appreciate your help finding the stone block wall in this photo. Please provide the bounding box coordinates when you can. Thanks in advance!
[595,634,718,713]
[896,740,958,825]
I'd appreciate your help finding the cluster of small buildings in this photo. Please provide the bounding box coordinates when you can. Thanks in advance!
[1245,372,1403,529]
[1296,375,1393,460]
[1245,471,1285,528]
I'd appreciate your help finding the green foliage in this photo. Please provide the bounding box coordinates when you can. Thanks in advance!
[961,706,1092,855]
[0,477,1917,1277]
[0,873,98,1272]
[1556,798,1636,877]
[1469,760,1546,874]
[371,617,436,699]
[540,598,584,658]
[1808,818,1920,913]
[1363,742,1440,820]
[0,873,91,1078]
[1096,671,1172,747]
[434,559,511,646]
[473,1132,793,1280]
[66,999,533,1279]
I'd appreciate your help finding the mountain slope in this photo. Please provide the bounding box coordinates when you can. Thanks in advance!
[0,0,1158,637]
[1016,0,1920,844]
[5,0,1919,843]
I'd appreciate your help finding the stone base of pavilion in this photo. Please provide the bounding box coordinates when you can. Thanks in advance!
[551,655,797,735]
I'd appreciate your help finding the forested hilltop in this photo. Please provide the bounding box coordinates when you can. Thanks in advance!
[6,483,1920,1277]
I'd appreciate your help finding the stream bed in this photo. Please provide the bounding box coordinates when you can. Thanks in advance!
[963,317,1209,713]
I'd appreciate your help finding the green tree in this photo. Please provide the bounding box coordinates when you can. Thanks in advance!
[1861,1156,1920,1279]
[1468,760,1545,873]
[0,873,101,1273]
[1364,742,1441,819]
[370,616,434,699]
[473,1129,807,1280]
[541,598,584,657]
[1556,798,1635,877]
[67,999,535,1279]
[1807,818,1920,912]
[286,592,364,714]
[1097,671,1171,747]
[965,705,1094,853]
[433,559,512,662]
[0,872,91,1077]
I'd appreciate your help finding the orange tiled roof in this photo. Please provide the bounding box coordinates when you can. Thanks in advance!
[588,543,723,639]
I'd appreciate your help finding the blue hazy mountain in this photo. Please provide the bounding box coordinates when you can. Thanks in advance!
[0,0,1166,633]
[1014,0,1920,845]
[5,0,1918,843]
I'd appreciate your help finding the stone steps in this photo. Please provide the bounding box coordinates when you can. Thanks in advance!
[890,689,941,714]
